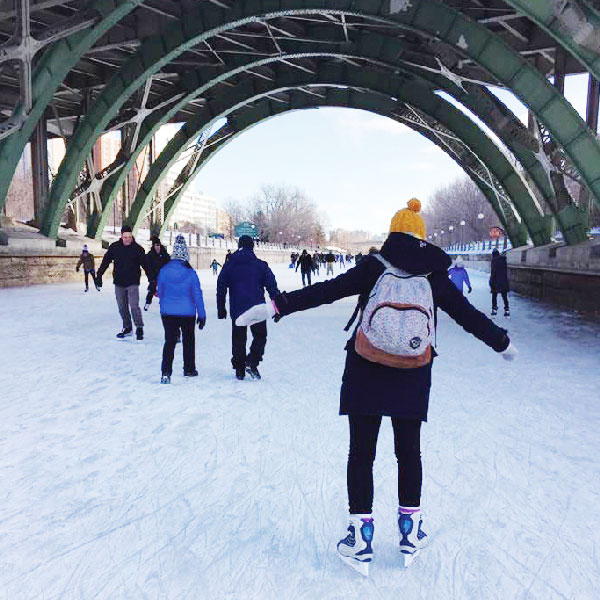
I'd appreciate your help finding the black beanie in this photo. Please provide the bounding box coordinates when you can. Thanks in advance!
[121,225,133,234]
[238,235,254,250]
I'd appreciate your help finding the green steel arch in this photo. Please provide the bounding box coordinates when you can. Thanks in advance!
[126,63,537,246]
[156,93,516,246]
[0,0,146,214]
[88,41,554,243]
[40,0,600,240]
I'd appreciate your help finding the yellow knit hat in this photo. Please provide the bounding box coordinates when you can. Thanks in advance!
[389,198,427,240]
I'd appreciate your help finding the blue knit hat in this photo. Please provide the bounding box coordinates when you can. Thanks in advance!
[172,234,189,261]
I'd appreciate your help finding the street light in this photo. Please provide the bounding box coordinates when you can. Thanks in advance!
[448,225,454,247]
[459,220,466,246]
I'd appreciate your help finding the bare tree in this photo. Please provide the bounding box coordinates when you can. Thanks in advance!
[423,177,499,245]
[4,168,34,223]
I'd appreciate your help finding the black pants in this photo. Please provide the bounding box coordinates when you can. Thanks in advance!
[84,269,97,289]
[347,415,422,514]
[145,281,157,305]
[161,315,195,375]
[492,291,509,311]
[231,321,267,369]
[301,269,312,286]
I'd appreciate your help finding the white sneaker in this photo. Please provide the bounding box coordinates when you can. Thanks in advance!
[398,509,427,567]
[337,514,374,577]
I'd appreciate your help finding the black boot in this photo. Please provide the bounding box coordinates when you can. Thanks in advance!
[246,365,261,380]
[116,327,133,339]
[136,326,144,340]
[235,366,245,380]
[184,369,198,377]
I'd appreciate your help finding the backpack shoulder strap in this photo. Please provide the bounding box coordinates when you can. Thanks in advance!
[373,254,394,270]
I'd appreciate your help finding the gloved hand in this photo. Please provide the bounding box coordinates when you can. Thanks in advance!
[468,287,472,294]
[501,342,518,361]
[197,316,206,330]
[218,308,227,320]
[236,301,277,326]
[76,267,80,272]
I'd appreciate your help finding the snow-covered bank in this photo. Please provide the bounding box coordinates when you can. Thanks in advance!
[0,264,599,599]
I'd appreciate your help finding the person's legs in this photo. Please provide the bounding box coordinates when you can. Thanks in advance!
[248,321,267,367]
[491,291,498,312]
[231,322,248,369]
[84,270,89,290]
[391,419,422,508]
[306,270,312,286]
[145,281,156,306]
[127,285,144,327]
[502,291,509,311]
[180,316,196,373]
[115,286,132,330]
[301,271,306,286]
[161,316,178,375]
[347,415,383,514]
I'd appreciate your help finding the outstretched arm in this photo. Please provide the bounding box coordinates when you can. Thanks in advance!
[432,271,509,352]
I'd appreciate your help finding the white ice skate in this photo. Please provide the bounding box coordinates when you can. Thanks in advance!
[337,514,374,577]
[398,509,427,568]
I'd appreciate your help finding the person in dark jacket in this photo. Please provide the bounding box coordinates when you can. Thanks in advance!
[235,199,518,573]
[224,249,232,263]
[489,248,510,317]
[157,234,206,384]
[296,249,314,287]
[325,251,336,276]
[96,225,152,340]
[144,235,170,310]
[216,235,280,380]
[76,244,99,292]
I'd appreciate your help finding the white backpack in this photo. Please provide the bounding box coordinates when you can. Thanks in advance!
[355,255,434,368]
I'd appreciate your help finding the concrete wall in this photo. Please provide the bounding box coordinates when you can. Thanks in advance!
[0,238,293,288]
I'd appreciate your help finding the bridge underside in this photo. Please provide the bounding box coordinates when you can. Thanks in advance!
[1,0,600,246]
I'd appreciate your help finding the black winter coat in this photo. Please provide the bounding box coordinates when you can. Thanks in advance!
[296,253,314,272]
[274,233,509,421]
[489,254,510,293]
[145,245,170,282]
[97,239,150,287]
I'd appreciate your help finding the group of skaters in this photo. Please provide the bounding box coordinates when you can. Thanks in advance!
[290,249,354,286]
[78,200,517,575]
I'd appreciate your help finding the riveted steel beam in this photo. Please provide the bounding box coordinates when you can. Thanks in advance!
[40,0,600,242]
[127,63,534,247]
[0,0,146,215]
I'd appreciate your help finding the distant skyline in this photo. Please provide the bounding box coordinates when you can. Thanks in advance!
[191,74,591,235]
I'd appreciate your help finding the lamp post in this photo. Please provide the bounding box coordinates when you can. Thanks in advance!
[459,220,466,247]
[448,225,454,247]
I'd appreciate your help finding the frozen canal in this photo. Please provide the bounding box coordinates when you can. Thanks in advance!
[0,262,599,599]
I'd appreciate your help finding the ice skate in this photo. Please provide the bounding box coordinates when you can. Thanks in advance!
[144,303,150,311]
[184,369,198,377]
[136,326,143,340]
[398,509,427,568]
[337,515,374,577]
[160,375,171,384]
[246,365,261,380]
[116,327,132,339]
[491,308,497,317]
[504,308,510,318]
[235,366,245,380]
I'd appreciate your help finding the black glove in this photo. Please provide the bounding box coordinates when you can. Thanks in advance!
[468,287,472,294]
[218,308,227,320]
[197,316,206,330]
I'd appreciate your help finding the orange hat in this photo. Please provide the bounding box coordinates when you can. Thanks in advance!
[389,198,426,240]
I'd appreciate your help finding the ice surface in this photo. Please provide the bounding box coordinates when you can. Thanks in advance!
[0,263,599,599]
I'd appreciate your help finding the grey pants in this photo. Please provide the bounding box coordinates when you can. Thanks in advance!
[115,285,144,330]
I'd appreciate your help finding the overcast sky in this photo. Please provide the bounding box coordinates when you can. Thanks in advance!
[192,74,591,235]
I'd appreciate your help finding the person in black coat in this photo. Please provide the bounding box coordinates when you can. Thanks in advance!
[144,235,170,310]
[489,248,510,317]
[235,200,518,570]
[96,225,152,339]
[295,249,314,287]
[216,235,280,380]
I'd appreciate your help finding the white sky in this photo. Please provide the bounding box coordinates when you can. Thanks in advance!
[189,74,591,235]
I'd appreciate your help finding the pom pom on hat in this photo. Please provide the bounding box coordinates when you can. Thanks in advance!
[389,199,427,240]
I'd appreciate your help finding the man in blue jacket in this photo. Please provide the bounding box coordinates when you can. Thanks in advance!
[217,235,280,380]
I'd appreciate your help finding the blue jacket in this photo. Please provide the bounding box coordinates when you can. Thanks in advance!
[157,260,206,319]
[448,266,471,293]
[216,248,280,320]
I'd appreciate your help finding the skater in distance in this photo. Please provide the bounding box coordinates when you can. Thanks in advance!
[76,244,100,292]
[490,248,510,317]
[236,198,518,575]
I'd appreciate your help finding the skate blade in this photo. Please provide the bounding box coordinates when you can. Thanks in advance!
[338,554,370,577]
[400,550,419,569]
